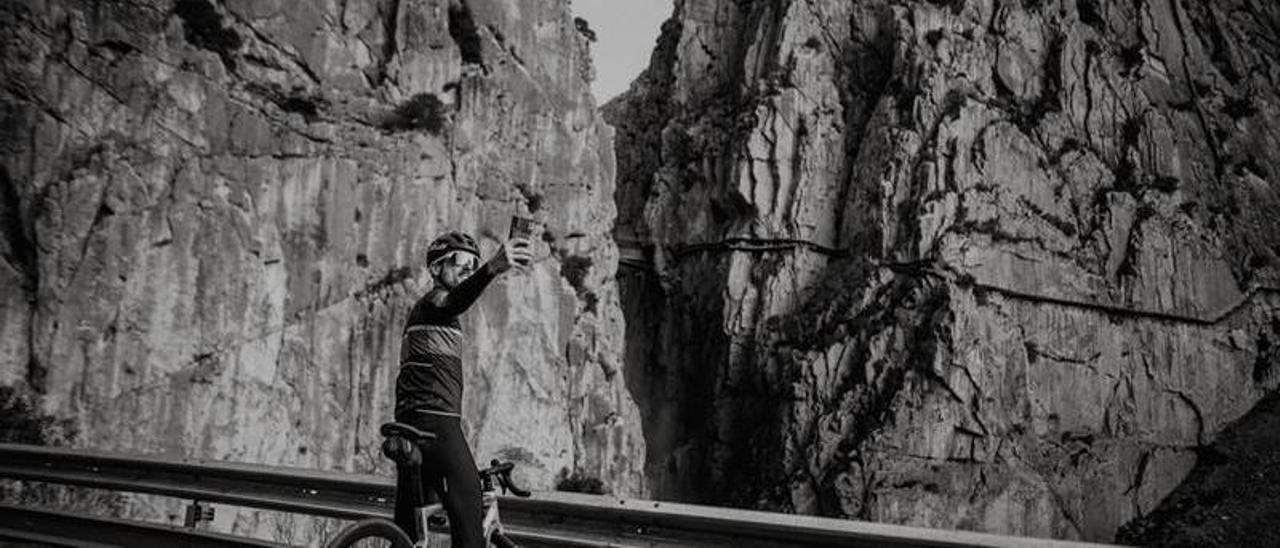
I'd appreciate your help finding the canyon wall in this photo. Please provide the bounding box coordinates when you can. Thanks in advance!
[608,0,1280,541]
[0,0,643,539]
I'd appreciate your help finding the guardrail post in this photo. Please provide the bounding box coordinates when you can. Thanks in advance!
[184,499,215,529]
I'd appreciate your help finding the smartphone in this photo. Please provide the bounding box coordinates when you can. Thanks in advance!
[509,216,537,240]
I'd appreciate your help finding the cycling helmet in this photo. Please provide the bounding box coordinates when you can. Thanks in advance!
[426,231,479,264]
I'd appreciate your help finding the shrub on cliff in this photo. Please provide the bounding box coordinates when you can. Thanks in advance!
[0,384,75,445]
[173,0,242,69]
[555,469,610,495]
[383,93,449,134]
[560,255,593,292]
[0,384,125,517]
[574,17,598,43]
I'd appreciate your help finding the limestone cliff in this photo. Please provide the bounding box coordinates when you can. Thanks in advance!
[608,0,1280,541]
[0,0,643,537]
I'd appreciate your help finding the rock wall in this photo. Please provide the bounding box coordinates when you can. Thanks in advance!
[608,0,1280,541]
[0,0,644,538]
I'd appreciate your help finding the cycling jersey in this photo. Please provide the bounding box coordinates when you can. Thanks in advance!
[396,263,496,418]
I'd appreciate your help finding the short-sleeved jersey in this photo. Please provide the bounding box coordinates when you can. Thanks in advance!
[396,264,496,417]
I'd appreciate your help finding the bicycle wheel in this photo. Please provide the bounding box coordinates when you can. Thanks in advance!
[326,518,415,548]
[490,530,520,548]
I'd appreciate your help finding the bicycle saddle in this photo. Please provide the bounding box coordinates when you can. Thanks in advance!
[379,422,437,445]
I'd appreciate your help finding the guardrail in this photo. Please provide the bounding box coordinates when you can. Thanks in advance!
[0,443,1117,547]
[0,503,287,548]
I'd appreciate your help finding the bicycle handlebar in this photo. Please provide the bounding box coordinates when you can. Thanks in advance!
[480,461,514,475]
[479,459,532,498]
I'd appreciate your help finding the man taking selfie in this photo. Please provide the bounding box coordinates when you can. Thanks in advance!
[393,229,533,547]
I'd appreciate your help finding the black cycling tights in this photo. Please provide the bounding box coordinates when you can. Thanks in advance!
[393,412,484,548]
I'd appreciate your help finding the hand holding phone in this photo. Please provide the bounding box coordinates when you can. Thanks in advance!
[491,238,534,273]
[509,216,537,240]
[499,216,537,271]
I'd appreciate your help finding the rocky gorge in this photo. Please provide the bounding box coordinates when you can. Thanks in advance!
[607,0,1280,543]
[2,0,1279,545]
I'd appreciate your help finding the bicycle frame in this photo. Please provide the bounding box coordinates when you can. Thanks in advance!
[409,490,506,547]
[330,423,526,548]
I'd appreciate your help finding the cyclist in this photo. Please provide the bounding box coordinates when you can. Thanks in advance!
[394,230,533,547]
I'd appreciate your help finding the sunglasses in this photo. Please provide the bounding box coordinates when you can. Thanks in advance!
[433,251,479,271]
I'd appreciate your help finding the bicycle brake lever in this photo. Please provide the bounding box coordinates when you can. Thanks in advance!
[500,472,532,498]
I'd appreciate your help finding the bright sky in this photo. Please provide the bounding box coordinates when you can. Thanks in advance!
[570,0,675,104]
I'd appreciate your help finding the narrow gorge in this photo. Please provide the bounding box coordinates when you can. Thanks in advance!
[2,0,1279,545]
[608,0,1280,542]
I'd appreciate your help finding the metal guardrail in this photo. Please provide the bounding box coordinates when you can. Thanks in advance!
[0,443,1118,547]
[0,503,287,548]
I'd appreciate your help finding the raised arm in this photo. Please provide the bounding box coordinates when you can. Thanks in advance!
[429,238,533,315]
[430,263,496,315]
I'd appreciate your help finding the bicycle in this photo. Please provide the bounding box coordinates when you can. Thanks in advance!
[326,422,531,548]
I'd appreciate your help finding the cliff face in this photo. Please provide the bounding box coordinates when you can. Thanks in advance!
[608,0,1280,541]
[0,0,643,529]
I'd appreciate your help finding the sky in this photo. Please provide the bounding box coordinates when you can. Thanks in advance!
[570,0,675,104]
